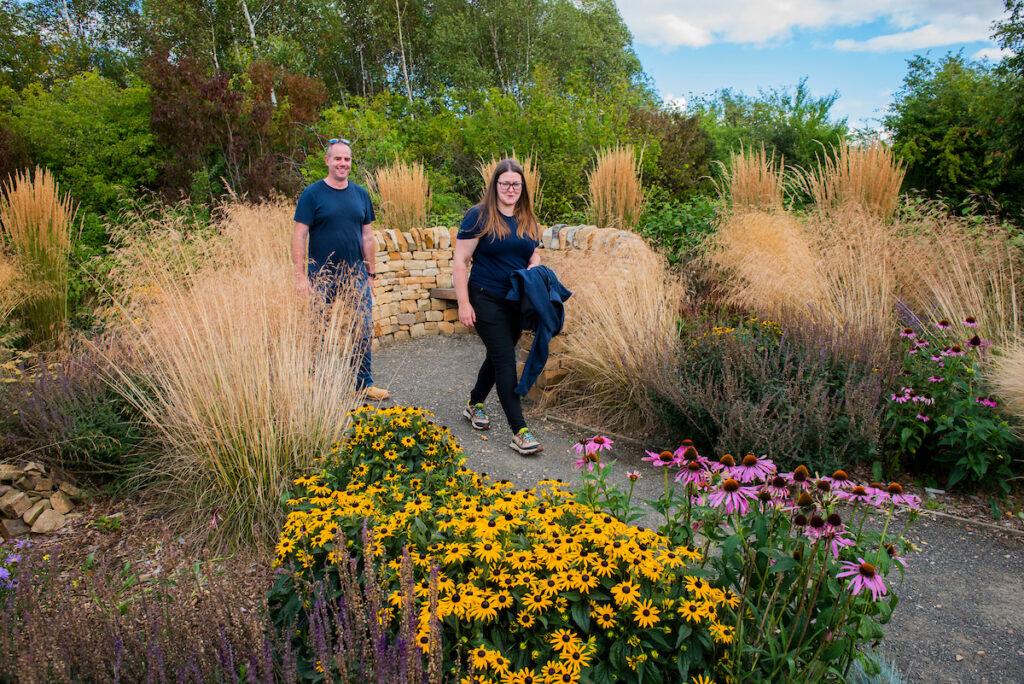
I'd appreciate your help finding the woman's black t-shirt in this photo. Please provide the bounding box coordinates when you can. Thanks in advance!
[457,206,539,298]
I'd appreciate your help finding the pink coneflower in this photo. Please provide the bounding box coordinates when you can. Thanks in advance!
[763,474,791,499]
[784,465,812,490]
[728,453,776,483]
[824,469,854,491]
[625,470,641,482]
[916,413,929,423]
[899,327,916,339]
[927,376,943,383]
[572,439,588,455]
[942,345,965,357]
[574,451,601,472]
[642,450,677,468]
[915,339,930,348]
[828,531,856,559]
[976,396,999,408]
[878,483,921,509]
[936,319,951,330]
[963,316,978,328]
[710,453,737,473]
[586,435,614,455]
[836,484,881,506]
[804,514,829,540]
[674,460,709,487]
[930,355,944,363]
[674,442,712,468]
[907,348,919,355]
[884,543,907,568]
[707,478,758,515]
[837,559,888,600]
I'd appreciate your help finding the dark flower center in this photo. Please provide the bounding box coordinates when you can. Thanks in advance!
[809,515,825,529]
[859,562,876,578]
[771,475,787,488]
[793,514,808,527]
[687,461,702,472]
[742,454,758,467]
[659,451,674,462]
[723,478,740,492]
[816,480,831,492]
[851,486,867,496]
[832,469,848,481]
[796,492,814,507]
[887,482,903,495]
[827,513,842,526]
[720,454,736,467]
[758,490,772,501]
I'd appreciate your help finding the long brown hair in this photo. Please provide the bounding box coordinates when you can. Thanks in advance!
[474,158,540,241]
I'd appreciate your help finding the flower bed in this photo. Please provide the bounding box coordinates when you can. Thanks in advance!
[270,406,918,683]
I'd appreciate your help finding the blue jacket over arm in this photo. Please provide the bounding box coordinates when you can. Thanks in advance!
[505,265,572,396]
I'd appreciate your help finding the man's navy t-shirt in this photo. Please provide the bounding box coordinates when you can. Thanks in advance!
[457,206,539,297]
[294,180,375,273]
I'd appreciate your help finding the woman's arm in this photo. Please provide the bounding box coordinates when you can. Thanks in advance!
[453,238,479,328]
[527,248,541,269]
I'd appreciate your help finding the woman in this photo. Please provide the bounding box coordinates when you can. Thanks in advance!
[454,159,543,455]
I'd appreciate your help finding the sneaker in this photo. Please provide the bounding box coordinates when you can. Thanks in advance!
[362,386,391,402]
[463,402,491,430]
[510,427,542,455]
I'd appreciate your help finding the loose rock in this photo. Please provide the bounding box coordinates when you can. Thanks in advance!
[0,490,30,518]
[50,490,74,515]
[0,517,30,539]
[31,509,66,534]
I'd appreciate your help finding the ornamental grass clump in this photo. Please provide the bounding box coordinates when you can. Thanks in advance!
[799,141,906,222]
[576,436,919,682]
[107,201,363,547]
[0,167,75,348]
[587,145,644,230]
[370,160,431,233]
[272,406,727,683]
[716,145,785,211]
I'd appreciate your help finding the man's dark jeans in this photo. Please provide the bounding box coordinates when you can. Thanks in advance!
[469,285,526,432]
[313,265,373,389]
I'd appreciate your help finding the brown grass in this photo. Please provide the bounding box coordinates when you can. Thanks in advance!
[0,253,22,327]
[542,243,684,432]
[799,141,906,221]
[369,160,430,232]
[0,167,75,347]
[990,339,1024,424]
[479,153,542,216]
[587,146,644,230]
[105,200,362,548]
[717,145,785,211]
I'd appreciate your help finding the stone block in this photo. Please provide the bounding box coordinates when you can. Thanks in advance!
[50,490,73,515]
[453,322,470,333]
[443,308,459,322]
[436,274,453,288]
[0,490,30,518]
[22,499,50,525]
[425,310,443,322]
[397,313,416,326]
[0,464,22,481]
[438,322,455,334]
[30,509,65,534]
[33,477,53,492]
[412,250,432,260]
[417,299,431,312]
[1,517,29,539]
[59,481,83,498]
[393,330,410,342]
[431,299,447,311]
[400,300,418,314]
[409,323,427,338]
[538,366,569,387]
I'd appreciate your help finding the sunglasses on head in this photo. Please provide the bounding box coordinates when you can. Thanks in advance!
[326,137,351,147]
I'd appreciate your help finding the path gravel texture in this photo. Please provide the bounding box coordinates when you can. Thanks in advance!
[376,334,1024,684]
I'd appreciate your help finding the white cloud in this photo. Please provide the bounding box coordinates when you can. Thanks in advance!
[973,46,1013,61]
[661,93,689,110]
[616,1,1007,50]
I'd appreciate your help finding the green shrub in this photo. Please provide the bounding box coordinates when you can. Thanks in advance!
[9,72,157,213]
[648,316,884,473]
[636,190,720,265]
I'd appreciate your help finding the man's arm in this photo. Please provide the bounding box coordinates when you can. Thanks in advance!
[362,224,376,279]
[292,221,311,293]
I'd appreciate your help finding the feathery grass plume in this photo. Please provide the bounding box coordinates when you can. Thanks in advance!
[799,140,906,221]
[0,167,75,348]
[0,253,23,326]
[106,201,363,548]
[990,338,1024,426]
[369,160,430,233]
[542,242,683,432]
[716,145,785,211]
[895,205,1022,346]
[479,153,542,215]
[587,145,644,230]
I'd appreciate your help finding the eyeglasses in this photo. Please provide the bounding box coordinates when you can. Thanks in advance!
[497,181,522,191]
[326,137,351,147]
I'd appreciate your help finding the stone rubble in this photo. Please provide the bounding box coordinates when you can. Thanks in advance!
[0,461,82,538]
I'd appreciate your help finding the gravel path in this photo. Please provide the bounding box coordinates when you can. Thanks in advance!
[376,334,1024,684]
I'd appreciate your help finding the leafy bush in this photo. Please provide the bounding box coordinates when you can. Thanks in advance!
[637,191,720,265]
[648,317,884,473]
[627,107,714,198]
[884,320,1019,491]
[0,343,149,485]
[8,72,156,213]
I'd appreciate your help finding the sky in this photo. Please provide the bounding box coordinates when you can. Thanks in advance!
[614,0,1015,129]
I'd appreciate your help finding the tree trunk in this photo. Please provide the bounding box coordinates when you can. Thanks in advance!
[394,0,413,102]
[241,0,277,106]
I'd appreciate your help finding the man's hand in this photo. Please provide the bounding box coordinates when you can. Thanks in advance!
[458,303,476,328]
[295,273,312,295]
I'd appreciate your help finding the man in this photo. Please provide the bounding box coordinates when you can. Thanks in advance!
[293,138,390,401]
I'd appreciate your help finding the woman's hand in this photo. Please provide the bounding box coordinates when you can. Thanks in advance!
[459,303,476,328]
